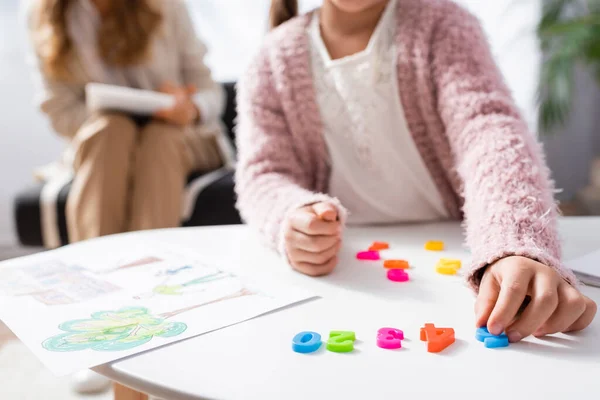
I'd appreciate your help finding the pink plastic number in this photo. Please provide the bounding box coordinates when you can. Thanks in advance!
[377,327,404,349]
[356,251,380,261]
[387,269,409,282]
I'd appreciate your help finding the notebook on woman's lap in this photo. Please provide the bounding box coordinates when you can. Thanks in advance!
[569,250,600,287]
[85,83,175,116]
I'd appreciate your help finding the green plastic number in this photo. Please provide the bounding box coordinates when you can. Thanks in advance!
[326,331,356,353]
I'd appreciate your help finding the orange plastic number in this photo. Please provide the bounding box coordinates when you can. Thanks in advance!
[420,323,455,353]
[369,241,390,251]
[384,260,410,270]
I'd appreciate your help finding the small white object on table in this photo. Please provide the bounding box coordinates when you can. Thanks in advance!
[95,218,600,400]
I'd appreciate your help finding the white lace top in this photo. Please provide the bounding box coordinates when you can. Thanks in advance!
[308,0,448,225]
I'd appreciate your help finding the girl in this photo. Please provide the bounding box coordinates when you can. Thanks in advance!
[235,0,597,343]
[28,0,230,243]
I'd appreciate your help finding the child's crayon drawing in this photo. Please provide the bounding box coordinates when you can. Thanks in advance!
[0,260,120,305]
[42,288,254,352]
[155,265,193,277]
[134,265,233,299]
[0,238,313,376]
[115,256,163,270]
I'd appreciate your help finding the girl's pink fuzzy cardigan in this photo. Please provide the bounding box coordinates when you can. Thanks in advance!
[234,0,576,290]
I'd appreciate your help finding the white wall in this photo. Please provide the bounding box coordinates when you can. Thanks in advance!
[0,1,65,246]
[458,0,541,132]
[0,0,541,246]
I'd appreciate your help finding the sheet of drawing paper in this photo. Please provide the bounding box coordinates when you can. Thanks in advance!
[568,250,600,287]
[0,237,315,376]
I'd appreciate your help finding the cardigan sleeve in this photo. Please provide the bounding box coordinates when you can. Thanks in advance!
[172,0,225,124]
[235,45,347,256]
[34,71,89,140]
[430,4,577,291]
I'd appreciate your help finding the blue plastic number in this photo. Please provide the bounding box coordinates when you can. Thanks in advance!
[484,336,509,348]
[476,327,493,342]
[476,327,509,348]
[292,331,322,354]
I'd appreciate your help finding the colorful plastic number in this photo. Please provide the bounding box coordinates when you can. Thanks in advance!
[475,327,495,342]
[475,327,509,348]
[439,258,461,269]
[326,331,356,353]
[369,242,390,251]
[387,269,409,282]
[383,260,410,269]
[435,258,461,275]
[292,331,322,354]
[435,265,458,275]
[484,336,509,348]
[420,323,455,353]
[425,241,444,251]
[356,251,380,261]
[377,328,404,349]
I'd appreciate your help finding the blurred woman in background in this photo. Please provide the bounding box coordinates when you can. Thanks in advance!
[28,0,230,243]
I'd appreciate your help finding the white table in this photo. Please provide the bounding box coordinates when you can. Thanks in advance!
[96,218,600,400]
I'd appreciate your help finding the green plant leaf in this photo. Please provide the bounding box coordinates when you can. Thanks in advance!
[537,0,600,132]
[540,0,580,31]
[539,53,575,131]
[539,16,599,38]
[582,24,600,60]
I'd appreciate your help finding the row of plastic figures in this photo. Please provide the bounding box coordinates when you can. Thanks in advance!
[292,324,509,354]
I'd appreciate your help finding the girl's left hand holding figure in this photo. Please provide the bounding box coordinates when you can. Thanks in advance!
[475,256,597,342]
[154,82,200,126]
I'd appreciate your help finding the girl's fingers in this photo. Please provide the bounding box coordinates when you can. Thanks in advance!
[289,211,340,236]
[566,296,598,333]
[287,230,339,253]
[293,256,338,277]
[289,240,341,265]
[505,272,558,342]
[487,268,532,336]
[312,202,338,222]
[534,283,586,336]
[474,270,500,327]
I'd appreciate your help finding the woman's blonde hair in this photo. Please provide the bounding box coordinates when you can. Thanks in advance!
[269,0,298,30]
[32,0,162,80]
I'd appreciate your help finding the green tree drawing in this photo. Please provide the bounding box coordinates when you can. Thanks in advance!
[42,288,253,352]
[154,271,231,296]
[134,271,232,299]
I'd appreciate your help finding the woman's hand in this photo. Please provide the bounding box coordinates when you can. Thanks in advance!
[154,82,200,126]
[475,256,597,342]
[284,202,342,277]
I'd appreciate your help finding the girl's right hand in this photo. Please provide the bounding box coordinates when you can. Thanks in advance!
[476,256,597,342]
[284,202,342,277]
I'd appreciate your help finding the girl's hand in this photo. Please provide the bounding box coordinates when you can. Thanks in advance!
[284,202,342,277]
[475,256,597,342]
[154,83,200,126]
